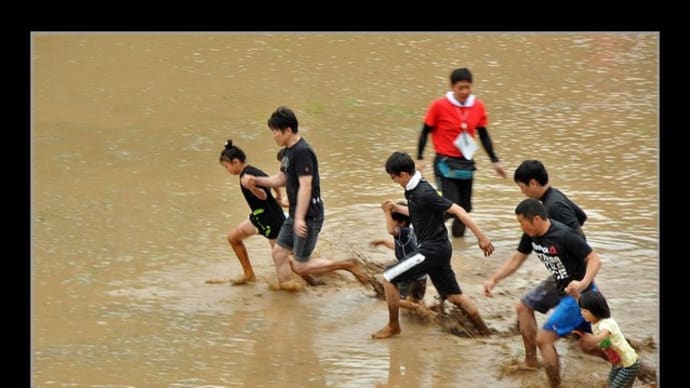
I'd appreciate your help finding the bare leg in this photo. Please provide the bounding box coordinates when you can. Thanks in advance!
[227,220,259,284]
[272,243,298,282]
[516,301,540,369]
[446,293,490,335]
[268,240,323,286]
[372,280,402,339]
[207,219,257,284]
[291,256,371,286]
[402,298,436,323]
[399,298,422,311]
[537,329,561,388]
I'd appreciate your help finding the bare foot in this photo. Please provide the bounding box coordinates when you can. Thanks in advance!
[301,274,326,286]
[205,278,229,284]
[269,279,305,292]
[371,325,401,339]
[229,275,256,286]
[504,360,540,373]
[508,364,538,372]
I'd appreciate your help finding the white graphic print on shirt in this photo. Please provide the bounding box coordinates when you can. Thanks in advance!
[532,242,568,280]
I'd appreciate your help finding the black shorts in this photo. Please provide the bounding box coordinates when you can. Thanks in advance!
[388,242,461,298]
[249,210,285,240]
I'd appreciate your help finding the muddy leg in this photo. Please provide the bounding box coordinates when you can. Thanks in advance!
[207,220,257,285]
[372,280,402,339]
[537,329,561,388]
[516,301,540,368]
[447,293,491,336]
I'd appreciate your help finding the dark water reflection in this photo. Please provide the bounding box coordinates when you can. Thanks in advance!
[32,32,657,387]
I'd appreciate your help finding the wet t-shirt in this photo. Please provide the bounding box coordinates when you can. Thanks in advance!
[517,219,593,292]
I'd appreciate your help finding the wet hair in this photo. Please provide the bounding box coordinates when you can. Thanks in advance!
[515,198,548,221]
[219,139,246,163]
[268,106,299,134]
[450,68,473,84]
[385,151,416,176]
[391,201,410,225]
[578,290,611,319]
[514,160,549,186]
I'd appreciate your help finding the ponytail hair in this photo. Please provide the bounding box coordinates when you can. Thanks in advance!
[219,139,247,163]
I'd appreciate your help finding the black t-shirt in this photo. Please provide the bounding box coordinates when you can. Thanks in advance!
[240,165,284,225]
[541,186,587,234]
[519,186,587,248]
[517,219,593,292]
[405,179,453,256]
[281,138,324,219]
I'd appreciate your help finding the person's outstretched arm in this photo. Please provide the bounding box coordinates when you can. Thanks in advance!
[446,203,494,256]
[483,250,529,297]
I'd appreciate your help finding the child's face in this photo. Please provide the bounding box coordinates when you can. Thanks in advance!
[579,307,596,323]
[221,160,242,176]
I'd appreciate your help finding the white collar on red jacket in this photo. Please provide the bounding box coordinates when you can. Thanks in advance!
[446,91,476,107]
[406,170,422,191]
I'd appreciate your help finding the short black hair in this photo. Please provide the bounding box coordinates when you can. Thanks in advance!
[267,106,299,133]
[514,160,549,186]
[515,198,548,221]
[385,151,415,176]
[450,68,473,84]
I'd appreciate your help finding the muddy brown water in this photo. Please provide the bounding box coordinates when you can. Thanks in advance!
[32,32,658,387]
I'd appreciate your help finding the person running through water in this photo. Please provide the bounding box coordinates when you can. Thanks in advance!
[209,139,319,286]
[243,106,371,291]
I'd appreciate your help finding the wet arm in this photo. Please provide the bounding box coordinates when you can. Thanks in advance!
[370,239,395,250]
[274,187,289,208]
[580,328,610,347]
[391,202,409,217]
[447,203,494,256]
[484,251,529,296]
[566,251,602,297]
[382,205,399,236]
[488,251,529,284]
[248,186,268,200]
[295,175,312,222]
[241,176,272,200]
[582,251,602,289]
[251,172,286,189]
